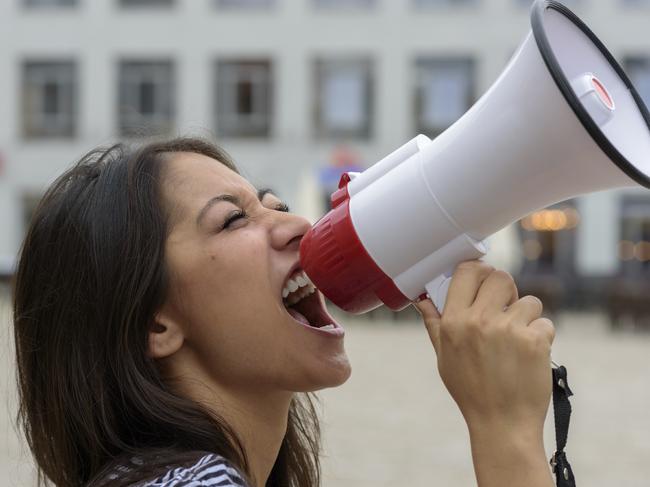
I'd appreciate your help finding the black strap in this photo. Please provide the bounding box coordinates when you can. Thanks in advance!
[550,365,576,487]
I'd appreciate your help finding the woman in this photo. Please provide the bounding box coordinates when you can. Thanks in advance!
[13,137,556,487]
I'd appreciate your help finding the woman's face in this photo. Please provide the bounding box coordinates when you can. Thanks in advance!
[158,152,351,394]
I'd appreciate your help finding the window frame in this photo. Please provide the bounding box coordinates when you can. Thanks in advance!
[517,200,579,277]
[513,0,581,8]
[117,59,176,138]
[412,0,478,8]
[214,59,274,138]
[624,56,650,112]
[22,59,78,139]
[618,195,650,277]
[214,0,275,9]
[118,0,174,8]
[313,57,374,140]
[23,0,77,7]
[413,56,476,137]
[620,0,650,8]
[311,0,376,10]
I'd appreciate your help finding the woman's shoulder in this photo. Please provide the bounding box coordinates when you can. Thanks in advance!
[137,453,247,487]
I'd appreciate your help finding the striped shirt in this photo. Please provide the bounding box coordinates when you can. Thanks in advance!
[139,454,247,487]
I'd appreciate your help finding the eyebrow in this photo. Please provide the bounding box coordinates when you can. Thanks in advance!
[195,188,278,226]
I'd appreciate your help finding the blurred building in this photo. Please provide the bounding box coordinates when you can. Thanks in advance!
[0,0,649,317]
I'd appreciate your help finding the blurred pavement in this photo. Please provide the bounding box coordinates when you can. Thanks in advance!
[2,289,649,486]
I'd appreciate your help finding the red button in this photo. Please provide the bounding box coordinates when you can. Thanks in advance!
[591,76,614,110]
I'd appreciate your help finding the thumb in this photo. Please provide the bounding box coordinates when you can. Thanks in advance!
[414,297,441,353]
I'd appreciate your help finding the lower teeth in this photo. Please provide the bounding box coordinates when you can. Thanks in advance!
[319,324,336,331]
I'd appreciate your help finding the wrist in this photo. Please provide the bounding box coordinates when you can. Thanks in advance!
[467,417,545,447]
[467,421,553,487]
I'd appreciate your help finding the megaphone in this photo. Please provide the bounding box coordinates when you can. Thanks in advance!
[299,0,650,314]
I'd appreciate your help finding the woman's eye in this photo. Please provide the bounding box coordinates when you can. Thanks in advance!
[222,210,247,230]
[276,203,290,213]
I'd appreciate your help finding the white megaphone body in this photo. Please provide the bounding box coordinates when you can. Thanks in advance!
[299,0,650,314]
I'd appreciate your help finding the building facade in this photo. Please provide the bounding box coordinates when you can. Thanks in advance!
[1,0,649,315]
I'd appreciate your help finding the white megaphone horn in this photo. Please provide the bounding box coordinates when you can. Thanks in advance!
[299,0,650,314]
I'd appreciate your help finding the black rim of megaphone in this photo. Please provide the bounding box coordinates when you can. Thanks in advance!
[531,0,650,189]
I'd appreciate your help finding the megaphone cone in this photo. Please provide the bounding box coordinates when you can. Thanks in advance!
[300,0,650,314]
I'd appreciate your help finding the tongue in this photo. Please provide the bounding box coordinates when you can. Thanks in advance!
[287,307,311,326]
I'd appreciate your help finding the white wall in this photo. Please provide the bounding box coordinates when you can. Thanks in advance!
[1,0,649,274]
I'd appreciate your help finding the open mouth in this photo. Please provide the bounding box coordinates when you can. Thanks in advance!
[282,270,343,335]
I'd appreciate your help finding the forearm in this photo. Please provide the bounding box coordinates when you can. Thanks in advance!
[468,422,555,487]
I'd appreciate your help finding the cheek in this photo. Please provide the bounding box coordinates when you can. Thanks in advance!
[166,230,351,392]
[178,231,270,309]
[207,235,274,312]
[172,232,281,362]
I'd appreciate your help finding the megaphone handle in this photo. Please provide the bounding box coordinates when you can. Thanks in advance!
[413,234,488,312]
[425,271,454,312]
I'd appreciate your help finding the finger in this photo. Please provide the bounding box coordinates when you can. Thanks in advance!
[414,298,441,353]
[505,295,543,326]
[528,317,556,346]
[444,260,495,315]
[472,270,519,315]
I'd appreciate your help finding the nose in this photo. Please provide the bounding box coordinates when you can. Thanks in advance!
[269,210,312,252]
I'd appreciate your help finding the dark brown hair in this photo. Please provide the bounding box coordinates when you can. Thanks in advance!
[12,137,321,487]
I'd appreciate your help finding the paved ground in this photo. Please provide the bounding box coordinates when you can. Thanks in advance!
[2,289,649,486]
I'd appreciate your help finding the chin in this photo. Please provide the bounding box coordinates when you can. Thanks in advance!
[327,361,352,388]
[298,356,352,392]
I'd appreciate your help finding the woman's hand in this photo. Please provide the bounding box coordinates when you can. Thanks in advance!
[415,260,556,487]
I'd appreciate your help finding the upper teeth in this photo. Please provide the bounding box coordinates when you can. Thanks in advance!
[283,270,316,306]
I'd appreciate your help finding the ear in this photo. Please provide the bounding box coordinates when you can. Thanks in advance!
[148,309,185,359]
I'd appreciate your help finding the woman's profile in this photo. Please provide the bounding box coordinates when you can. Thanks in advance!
[13,137,557,487]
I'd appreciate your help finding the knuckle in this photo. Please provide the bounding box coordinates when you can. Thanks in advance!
[440,311,456,328]
[441,309,489,345]
[526,325,553,355]
[522,332,541,356]
[535,332,552,355]
[456,260,480,271]
[523,295,543,309]
[503,313,521,329]
[439,318,452,336]
[484,270,517,296]
[491,270,515,286]
[440,314,457,334]
[548,321,557,340]
[535,328,550,346]
[439,323,454,341]
[539,317,556,341]
[456,260,494,276]
[439,319,461,346]
[521,295,544,316]
[467,309,487,329]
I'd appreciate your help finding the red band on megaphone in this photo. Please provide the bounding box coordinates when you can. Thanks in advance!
[300,193,410,314]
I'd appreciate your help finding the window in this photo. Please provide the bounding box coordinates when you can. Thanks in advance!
[24,0,76,6]
[625,57,650,110]
[518,202,579,275]
[215,60,273,137]
[118,61,175,137]
[618,197,650,276]
[215,0,274,8]
[313,0,375,8]
[119,0,173,6]
[515,0,580,7]
[314,58,373,139]
[414,57,474,136]
[414,0,477,7]
[22,60,77,138]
